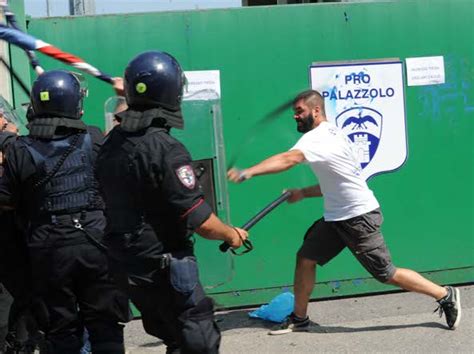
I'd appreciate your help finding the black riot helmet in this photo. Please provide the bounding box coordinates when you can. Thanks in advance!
[124,51,185,111]
[30,70,84,119]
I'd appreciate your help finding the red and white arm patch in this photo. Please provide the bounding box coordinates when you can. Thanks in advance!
[175,165,196,189]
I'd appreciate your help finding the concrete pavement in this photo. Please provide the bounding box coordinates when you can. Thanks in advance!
[124,284,474,353]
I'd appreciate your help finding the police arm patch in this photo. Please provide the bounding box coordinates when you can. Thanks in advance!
[175,165,196,189]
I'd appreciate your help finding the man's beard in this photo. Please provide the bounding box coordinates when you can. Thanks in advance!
[296,113,314,133]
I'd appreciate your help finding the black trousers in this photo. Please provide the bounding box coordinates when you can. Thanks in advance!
[129,270,220,354]
[105,229,221,354]
[0,213,31,301]
[0,213,43,352]
[29,212,130,354]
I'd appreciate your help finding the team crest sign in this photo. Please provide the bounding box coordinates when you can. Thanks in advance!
[310,60,407,180]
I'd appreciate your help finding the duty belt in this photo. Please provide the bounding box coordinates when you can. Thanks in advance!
[28,211,107,252]
[31,210,101,226]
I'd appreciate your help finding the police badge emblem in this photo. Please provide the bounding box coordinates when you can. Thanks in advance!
[176,165,196,189]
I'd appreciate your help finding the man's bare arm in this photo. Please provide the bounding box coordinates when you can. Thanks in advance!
[228,149,305,183]
[301,184,322,198]
[286,184,322,203]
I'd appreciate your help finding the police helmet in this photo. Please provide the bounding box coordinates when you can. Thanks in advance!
[31,70,84,119]
[124,51,185,111]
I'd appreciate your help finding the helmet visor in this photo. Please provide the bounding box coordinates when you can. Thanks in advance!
[70,71,89,98]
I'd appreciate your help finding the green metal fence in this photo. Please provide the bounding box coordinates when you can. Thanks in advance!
[11,0,474,308]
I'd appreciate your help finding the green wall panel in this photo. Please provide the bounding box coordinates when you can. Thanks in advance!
[21,0,474,306]
[5,0,30,108]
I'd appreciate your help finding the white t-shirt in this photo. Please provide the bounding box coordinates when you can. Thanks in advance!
[290,121,379,221]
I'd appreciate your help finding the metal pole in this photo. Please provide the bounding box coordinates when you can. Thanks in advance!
[69,0,95,16]
[69,0,75,15]
[45,0,51,16]
[0,7,12,105]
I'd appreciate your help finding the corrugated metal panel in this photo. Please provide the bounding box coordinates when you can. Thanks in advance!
[22,0,474,308]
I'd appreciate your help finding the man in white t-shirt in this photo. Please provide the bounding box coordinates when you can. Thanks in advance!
[228,89,461,334]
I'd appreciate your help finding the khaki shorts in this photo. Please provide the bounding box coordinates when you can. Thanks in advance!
[297,208,396,282]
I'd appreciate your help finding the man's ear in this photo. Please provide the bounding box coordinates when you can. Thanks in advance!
[313,105,321,117]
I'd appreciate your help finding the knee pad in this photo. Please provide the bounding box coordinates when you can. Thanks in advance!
[181,298,220,354]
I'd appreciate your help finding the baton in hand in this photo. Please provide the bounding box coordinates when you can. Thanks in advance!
[219,190,291,254]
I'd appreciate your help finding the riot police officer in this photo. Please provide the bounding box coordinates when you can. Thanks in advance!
[0,70,129,354]
[0,107,40,354]
[96,51,248,354]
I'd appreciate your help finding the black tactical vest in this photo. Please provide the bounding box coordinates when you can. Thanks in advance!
[97,129,147,233]
[98,126,194,252]
[21,132,102,218]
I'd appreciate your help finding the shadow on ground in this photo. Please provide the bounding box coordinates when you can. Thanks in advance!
[215,309,446,333]
[138,341,163,348]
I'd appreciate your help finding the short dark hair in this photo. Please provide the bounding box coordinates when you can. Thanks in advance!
[293,90,326,116]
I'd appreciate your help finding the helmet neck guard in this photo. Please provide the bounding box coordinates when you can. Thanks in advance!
[27,117,87,139]
[116,107,183,133]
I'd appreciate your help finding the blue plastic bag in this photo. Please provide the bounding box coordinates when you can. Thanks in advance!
[248,292,294,323]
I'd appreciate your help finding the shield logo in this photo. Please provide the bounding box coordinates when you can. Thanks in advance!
[335,107,383,169]
[176,165,196,189]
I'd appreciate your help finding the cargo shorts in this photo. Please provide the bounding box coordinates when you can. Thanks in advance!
[297,208,396,282]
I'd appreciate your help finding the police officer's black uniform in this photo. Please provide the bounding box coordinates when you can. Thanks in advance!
[0,130,30,353]
[0,130,39,354]
[0,131,28,302]
[0,71,129,354]
[0,127,35,303]
[96,52,221,354]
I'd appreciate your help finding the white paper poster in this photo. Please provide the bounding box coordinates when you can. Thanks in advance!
[405,56,445,86]
[310,60,407,180]
[183,70,221,100]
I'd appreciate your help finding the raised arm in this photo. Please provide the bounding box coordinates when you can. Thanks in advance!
[228,149,305,183]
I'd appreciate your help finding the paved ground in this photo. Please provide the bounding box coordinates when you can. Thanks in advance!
[124,284,473,353]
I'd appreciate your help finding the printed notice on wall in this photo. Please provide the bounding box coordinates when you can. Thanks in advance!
[183,70,221,100]
[310,60,407,180]
[405,56,445,86]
